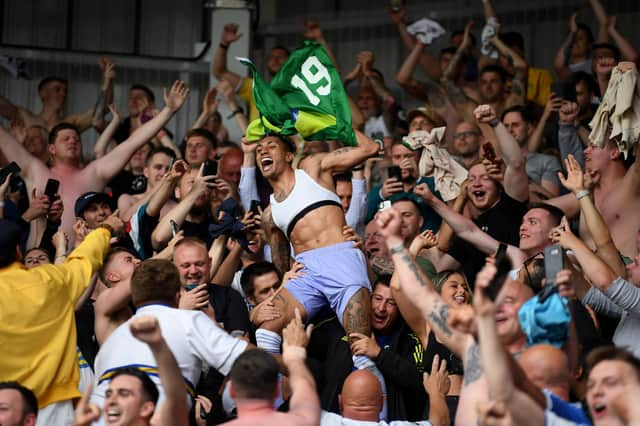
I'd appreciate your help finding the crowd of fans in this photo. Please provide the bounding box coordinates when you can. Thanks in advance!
[1,0,640,425]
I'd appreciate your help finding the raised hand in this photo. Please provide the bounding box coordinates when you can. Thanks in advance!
[558,154,585,193]
[343,225,364,250]
[543,93,563,117]
[344,62,363,82]
[100,57,116,82]
[474,104,498,125]
[73,382,101,426]
[163,80,189,113]
[191,163,217,196]
[217,80,235,104]
[388,2,406,24]
[221,23,242,45]
[357,51,375,74]
[569,13,578,33]
[202,87,219,116]
[461,21,474,49]
[22,189,51,222]
[555,269,576,299]
[169,159,188,180]
[409,230,438,257]
[473,257,498,317]
[47,196,64,222]
[414,182,435,202]
[240,137,257,154]
[549,216,581,250]
[376,206,403,241]
[483,158,505,183]
[423,354,450,397]
[617,60,638,74]
[558,101,579,124]
[73,218,90,244]
[380,176,404,199]
[130,315,163,346]
[303,20,324,41]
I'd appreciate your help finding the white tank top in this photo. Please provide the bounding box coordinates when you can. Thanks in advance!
[270,169,342,237]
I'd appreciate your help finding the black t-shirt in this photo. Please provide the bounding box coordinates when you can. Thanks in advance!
[181,219,213,247]
[108,170,147,202]
[448,193,528,287]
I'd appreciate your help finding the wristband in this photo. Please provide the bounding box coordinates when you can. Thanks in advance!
[575,189,590,200]
[389,243,406,255]
[488,118,500,127]
[219,42,229,49]
[226,108,243,119]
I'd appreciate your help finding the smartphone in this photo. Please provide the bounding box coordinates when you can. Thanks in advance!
[374,138,385,157]
[183,283,199,292]
[202,160,218,177]
[387,165,402,181]
[483,142,497,163]
[379,200,392,211]
[551,82,577,102]
[485,243,512,301]
[250,200,260,216]
[0,162,21,185]
[543,244,564,287]
[170,219,179,238]
[44,179,60,203]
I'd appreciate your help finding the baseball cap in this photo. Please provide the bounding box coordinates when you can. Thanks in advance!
[74,192,115,217]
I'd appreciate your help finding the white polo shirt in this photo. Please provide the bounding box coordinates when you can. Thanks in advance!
[91,304,248,407]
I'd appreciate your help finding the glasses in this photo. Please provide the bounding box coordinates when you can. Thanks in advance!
[453,130,480,139]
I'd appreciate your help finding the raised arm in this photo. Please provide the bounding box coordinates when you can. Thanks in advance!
[93,81,188,184]
[474,104,529,202]
[212,23,243,89]
[554,15,579,82]
[378,206,472,357]
[93,105,121,159]
[589,0,610,43]
[491,36,528,107]
[441,22,478,123]
[130,316,189,426]
[218,80,248,135]
[0,124,45,182]
[303,20,340,74]
[559,154,625,277]
[528,94,561,153]
[318,129,379,173]
[607,18,640,63]
[550,217,617,294]
[395,41,431,103]
[151,167,215,250]
[474,260,546,425]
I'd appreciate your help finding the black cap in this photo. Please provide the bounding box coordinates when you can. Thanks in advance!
[0,219,21,253]
[74,192,115,217]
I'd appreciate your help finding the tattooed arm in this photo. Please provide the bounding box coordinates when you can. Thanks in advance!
[262,205,291,276]
[319,129,379,174]
[378,208,473,357]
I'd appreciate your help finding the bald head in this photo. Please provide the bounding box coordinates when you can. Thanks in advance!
[220,146,243,185]
[519,344,570,400]
[339,370,382,421]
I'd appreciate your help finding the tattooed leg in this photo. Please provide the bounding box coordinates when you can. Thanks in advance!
[342,287,372,344]
[258,288,306,333]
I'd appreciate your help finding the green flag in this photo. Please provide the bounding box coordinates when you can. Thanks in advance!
[239,41,356,146]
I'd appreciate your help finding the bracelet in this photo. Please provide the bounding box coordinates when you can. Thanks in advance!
[219,42,229,49]
[389,243,406,255]
[575,189,590,200]
[488,118,500,128]
[226,108,243,119]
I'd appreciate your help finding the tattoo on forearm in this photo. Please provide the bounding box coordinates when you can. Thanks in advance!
[399,253,428,287]
[463,343,483,386]
[429,301,452,337]
[343,288,371,337]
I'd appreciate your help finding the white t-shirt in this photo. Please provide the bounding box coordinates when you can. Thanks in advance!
[320,411,432,426]
[92,304,248,407]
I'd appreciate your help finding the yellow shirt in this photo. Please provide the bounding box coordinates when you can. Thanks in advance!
[528,67,554,107]
[238,77,259,122]
[0,228,110,408]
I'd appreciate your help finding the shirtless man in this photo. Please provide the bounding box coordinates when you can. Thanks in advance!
[94,248,142,345]
[0,80,189,242]
[547,139,640,258]
[249,130,385,406]
[0,59,114,133]
[117,147,177,221]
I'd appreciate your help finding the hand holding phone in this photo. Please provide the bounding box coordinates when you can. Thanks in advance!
[202,160,218,177]
[482,142,497,163]
[387,165,402,181]
[485,243,512,301]
[44,179,60,203]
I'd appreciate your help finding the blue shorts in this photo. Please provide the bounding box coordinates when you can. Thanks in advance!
[285,242,371,323]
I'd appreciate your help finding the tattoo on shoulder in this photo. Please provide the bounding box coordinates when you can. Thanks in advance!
[429,301,452,337]
[463,343,483,386]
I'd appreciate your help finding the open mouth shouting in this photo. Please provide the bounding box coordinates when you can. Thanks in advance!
[260,156,274,172]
